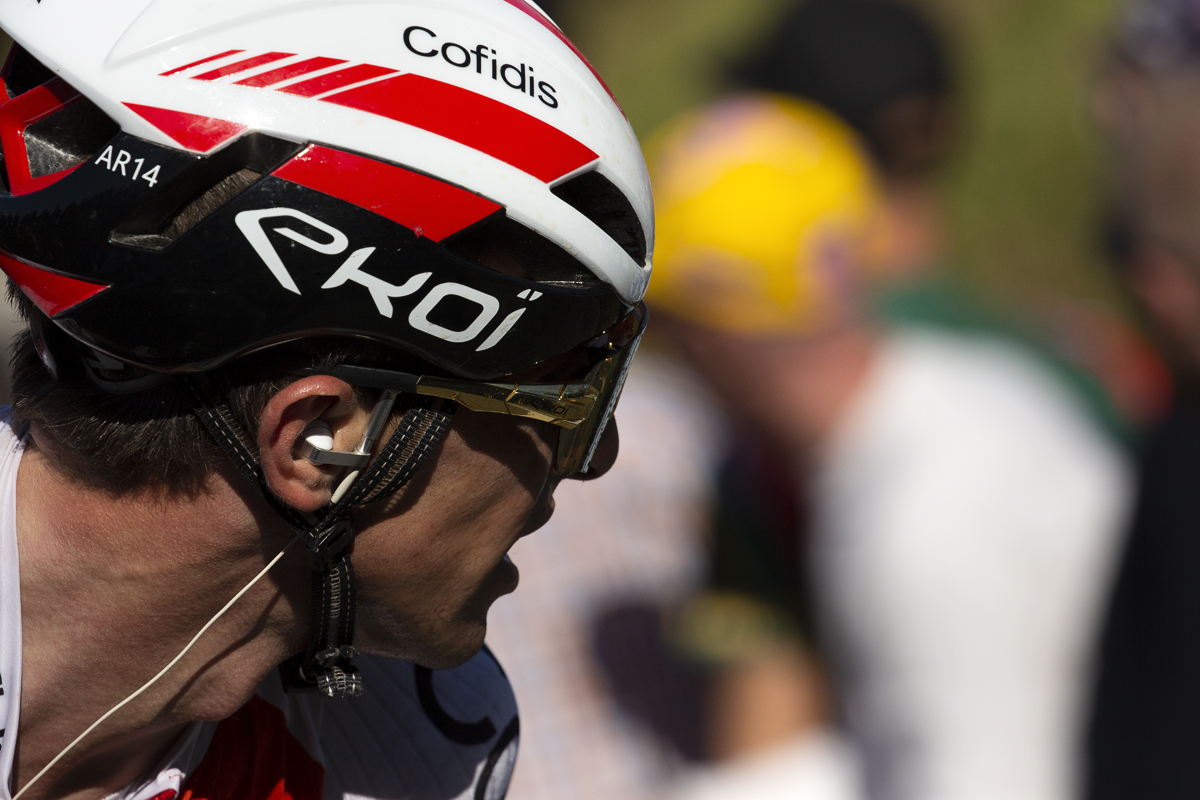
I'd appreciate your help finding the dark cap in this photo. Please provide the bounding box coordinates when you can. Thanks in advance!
[732,0,951,169]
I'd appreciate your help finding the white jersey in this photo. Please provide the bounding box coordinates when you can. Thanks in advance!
[812,329,1132,800]
[0,415,519,800]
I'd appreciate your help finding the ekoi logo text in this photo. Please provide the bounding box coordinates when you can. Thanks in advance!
[236,208,530,352]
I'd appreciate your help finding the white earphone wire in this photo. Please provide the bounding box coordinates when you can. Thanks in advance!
[12,535,302,800]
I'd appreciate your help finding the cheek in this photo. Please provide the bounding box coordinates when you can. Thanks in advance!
[348,414,556,654]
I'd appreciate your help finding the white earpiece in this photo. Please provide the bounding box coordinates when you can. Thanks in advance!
[294,421,369,469]
[301,420,334,451]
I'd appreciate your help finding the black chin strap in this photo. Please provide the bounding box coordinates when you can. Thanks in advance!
[184,374,454,698]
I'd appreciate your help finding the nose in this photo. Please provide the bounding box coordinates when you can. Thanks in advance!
[568,418,619,481]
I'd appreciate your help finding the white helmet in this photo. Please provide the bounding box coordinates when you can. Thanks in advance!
[0,0,651,372]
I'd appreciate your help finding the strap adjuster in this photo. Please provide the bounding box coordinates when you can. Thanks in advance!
[312,519,355,567]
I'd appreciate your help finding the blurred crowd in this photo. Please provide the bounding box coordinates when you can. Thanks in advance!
[1,0,1197,798]
[493,0,1200,799]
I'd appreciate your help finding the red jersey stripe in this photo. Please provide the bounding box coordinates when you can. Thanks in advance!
[233,57,348,88]
[179,696,323,800]
[276,64,396,98]
[321,73,597,183]
[191,52,296,82]
[273,145,502,241]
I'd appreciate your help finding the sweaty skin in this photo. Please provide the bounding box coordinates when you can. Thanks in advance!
[11,374,617,800]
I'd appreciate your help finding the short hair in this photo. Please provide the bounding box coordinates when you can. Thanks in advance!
[7,305,407,496]
[731,0,954,176]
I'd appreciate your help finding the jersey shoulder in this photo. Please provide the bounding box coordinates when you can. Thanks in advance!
[181,647,519,800]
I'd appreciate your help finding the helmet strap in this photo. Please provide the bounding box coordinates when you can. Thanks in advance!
[183,373,454,698]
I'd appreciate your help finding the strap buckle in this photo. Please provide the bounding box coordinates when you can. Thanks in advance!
[278,653,363,698]
[312,519,355,567]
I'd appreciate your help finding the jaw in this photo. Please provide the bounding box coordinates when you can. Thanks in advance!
[353,591,491,669]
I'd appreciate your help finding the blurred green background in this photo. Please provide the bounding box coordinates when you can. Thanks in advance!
[551,0,1126,308]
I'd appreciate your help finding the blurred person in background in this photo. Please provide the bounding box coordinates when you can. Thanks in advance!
[673,12,966,792]
[1087,0,1200,795]
[648,92,1132,800]
[731,0,1159,438]
[731,0,952,281]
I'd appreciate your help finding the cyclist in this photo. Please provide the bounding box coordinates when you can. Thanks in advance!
[1088,0,1200,795]
[648,93,1130,800]
[0,1,651,798]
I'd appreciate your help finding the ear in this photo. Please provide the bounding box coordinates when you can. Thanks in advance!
[258,375,367,513]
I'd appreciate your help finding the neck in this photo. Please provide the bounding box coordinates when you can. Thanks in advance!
[770,326,879,452]
[12,442,309,800]
[883,179,945,277]
[684,323,879,456]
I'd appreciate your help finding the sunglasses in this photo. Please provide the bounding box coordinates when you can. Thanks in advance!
[299,303,647,477]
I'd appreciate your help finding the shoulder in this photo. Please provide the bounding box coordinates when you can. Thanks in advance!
[847,329,1127,463]
[321,649,519,800]
[821,329,1132,534]
[184,647,519,800]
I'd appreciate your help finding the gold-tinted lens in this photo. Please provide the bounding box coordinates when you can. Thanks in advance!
[413,376,599,426]
[554,305,647,475]
[299,304,647,476]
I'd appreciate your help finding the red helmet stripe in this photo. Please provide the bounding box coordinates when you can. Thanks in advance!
[233,57,348,88]
[322,73,598,183]
[191,52,296,82]
[123,103,247,153]
[277,64,396,98]
[159,49,245,78]
[273,145,502,241]
[0,251,109,317]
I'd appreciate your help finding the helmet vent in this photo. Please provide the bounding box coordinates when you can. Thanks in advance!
[552,170,647,266]
[162,168,262,241]
[444,215,600,288]
[3,44,56,99]
[113,168,263,250]
[24,96,119,179]
[112,133,300,251]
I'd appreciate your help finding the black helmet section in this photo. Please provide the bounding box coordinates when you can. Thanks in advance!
[0,129,627,380]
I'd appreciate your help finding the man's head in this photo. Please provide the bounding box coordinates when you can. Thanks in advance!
[1096,0,1200,382]
[646,94,885,447]
[731,0,956,277]
[0,0,649,683]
